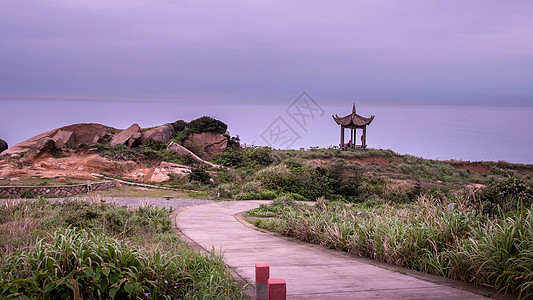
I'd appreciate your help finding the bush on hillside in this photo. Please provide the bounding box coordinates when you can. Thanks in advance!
[170,120,187,132]
[476,177,533,216]
[188,168,212,184]
[188,116,227,134]
[214,146,273,169]
[256,161,362,202]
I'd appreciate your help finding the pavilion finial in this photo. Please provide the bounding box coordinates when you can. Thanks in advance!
[352,103,356,114]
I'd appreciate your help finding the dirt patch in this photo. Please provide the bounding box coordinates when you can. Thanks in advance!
[391,156,403,163]
[354,157,391,166]
[454,165,491,173]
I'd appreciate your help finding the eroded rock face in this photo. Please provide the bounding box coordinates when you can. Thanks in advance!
[141,125,175,144]
[185,132,228,158]
[52,130,76,148]
[21,137,57,162]
[0,139,7,154]
[0,153,150,181]
[144,161,191,182]
[109,124,142,147]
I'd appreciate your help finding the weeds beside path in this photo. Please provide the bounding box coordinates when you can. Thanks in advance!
[248,197,531,298]
[0,196,246,299]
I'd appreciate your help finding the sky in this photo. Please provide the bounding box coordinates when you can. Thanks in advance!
[1,1,533,162]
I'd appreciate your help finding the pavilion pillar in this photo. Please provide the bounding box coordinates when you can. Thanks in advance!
[362,126,367,148]
[340,126,344,149]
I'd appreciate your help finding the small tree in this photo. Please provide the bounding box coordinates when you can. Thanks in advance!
[188,116,227,134]
[188,168,211,184]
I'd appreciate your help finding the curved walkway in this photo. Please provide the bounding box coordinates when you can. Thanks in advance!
[175,201,510,300]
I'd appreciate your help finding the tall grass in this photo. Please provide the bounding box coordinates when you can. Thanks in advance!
[252,196,532,298]
[0,198,247,299]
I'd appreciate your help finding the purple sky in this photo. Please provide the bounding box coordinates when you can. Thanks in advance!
[1,1,533,163]
[1,1,532,105]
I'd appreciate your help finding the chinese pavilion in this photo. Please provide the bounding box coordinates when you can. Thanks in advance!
[332,103,375,149]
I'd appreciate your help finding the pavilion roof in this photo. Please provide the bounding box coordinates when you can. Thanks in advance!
[332,103,375,127]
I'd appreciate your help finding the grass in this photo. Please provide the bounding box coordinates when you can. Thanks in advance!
[0,196,247,299]
[210,147,533,203]
[0,176,91,187]
[248,195,532,298]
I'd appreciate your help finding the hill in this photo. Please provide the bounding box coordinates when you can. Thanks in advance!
[0,117,231,184]
[1,117,532,202]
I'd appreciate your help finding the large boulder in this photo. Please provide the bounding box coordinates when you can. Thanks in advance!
[184,132,228,158]
[109,124,142,147]
[52,130,76,148]
[0,139,7,154]
[21,137,57,162]
[1,123,116,157]
[92,132,113,143]
[141,125,175,143]
[58,123,116,145]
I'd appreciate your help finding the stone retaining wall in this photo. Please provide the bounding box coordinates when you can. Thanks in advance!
[0,181,116,197]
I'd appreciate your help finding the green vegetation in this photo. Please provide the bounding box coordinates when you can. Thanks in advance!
[247,178,533,298]
[187,116,227,134]
[209,147,533,202]
[0,197,247,299]
[214,146,273,169]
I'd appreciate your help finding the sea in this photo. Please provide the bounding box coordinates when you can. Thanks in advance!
[1,99,532,164]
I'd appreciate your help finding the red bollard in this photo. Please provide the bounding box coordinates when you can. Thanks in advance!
[267,278,286,300]
[255,263,270,300]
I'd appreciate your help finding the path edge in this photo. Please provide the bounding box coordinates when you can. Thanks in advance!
[171,202,256,300]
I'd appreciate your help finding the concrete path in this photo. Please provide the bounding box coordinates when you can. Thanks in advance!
[175,201,503,299]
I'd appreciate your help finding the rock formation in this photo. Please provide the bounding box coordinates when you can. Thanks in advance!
[140,124,175,143]
[52,130,76,148]
[0,118,232,182]
[109,123,142,147]
[144,161,192,182]
[1,123,116,157]
[21,137,57,163]
[184,132,228,158]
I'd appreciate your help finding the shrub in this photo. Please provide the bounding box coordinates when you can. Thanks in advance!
[19,189,36,199]
[170,120,187,132]
[243,180,262,193]
[214,146,273,169]
[256,161,362,202]
[217,183,239,198]
[236,190,278,200]
[188,168,211,184]
[141,140,167,151]
[279,192,307,202]
[188,116,227,134]
[476,177,533,216]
